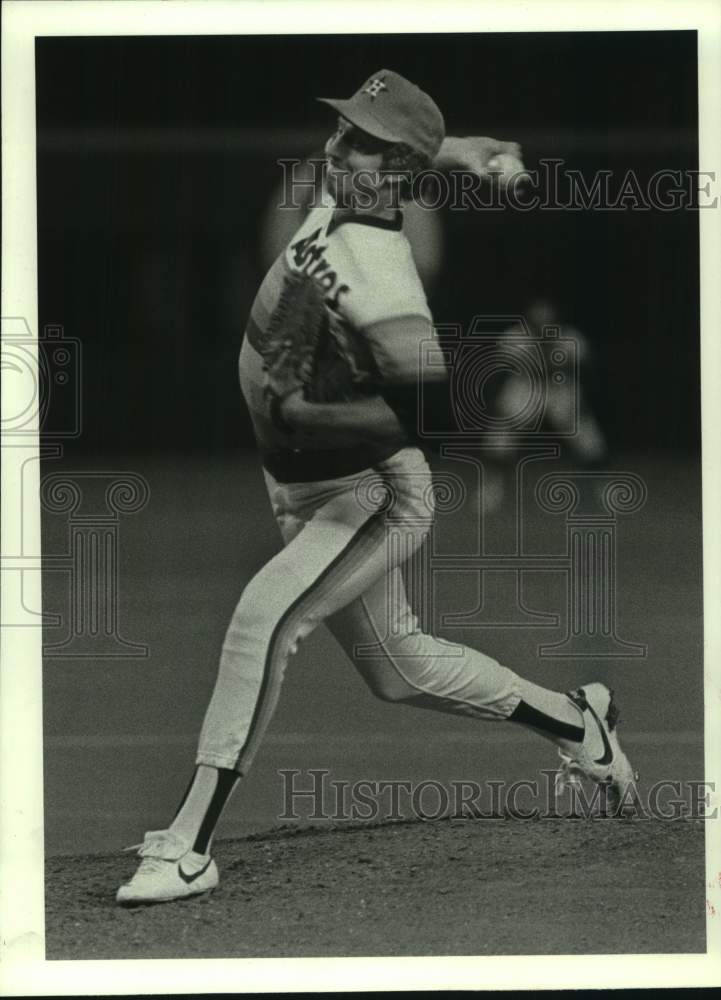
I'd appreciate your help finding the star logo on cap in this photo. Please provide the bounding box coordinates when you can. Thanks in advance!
[363,77,387,100]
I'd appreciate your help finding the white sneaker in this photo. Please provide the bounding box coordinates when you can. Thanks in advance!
[116,829,218,906]
[555,683,638,813]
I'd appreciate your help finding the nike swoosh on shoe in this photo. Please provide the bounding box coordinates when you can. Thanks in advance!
[178,858,213,884]
[567,686,613,766]
[585,701,614,765]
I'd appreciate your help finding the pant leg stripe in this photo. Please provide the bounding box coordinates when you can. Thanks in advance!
[234,508,389,773]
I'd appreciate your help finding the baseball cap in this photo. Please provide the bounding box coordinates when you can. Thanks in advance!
[317,69,445,161]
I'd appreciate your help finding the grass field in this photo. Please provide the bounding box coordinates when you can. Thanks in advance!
[41,451,707,958]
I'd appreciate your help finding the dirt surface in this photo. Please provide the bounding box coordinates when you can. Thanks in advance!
[45,816,706,959]
[42,455,708,961]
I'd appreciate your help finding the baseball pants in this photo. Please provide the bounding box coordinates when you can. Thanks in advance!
[196,446,523,775]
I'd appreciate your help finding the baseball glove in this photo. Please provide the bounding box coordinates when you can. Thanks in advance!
[260,269,374,431]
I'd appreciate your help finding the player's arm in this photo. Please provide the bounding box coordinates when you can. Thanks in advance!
[279,313,448,445]
[278,310,447,445]
[361,315,448,387]
[280,391,407,446]
[360,313,449,442]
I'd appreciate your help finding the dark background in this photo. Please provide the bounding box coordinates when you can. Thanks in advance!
[36,31,700,457]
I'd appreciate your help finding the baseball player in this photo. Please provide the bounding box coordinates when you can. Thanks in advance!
[117,70,636,905]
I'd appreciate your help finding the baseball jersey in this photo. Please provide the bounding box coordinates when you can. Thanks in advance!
[240,199,436,481]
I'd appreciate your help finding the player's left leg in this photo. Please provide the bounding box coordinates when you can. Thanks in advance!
[326,562,636,804]
[327,566,581,739]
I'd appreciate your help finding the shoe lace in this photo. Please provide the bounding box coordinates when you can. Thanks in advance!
[554,752,584,796]
[122,832,181,862]
[134,855,170,876]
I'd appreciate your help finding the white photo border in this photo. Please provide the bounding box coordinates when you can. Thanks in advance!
[2,0,720,993]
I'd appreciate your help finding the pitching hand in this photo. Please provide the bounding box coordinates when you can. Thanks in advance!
[436,135,525,179]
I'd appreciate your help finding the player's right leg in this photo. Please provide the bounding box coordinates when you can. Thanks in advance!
[117,464,427,905]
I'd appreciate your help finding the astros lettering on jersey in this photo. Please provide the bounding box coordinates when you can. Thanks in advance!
[240,195,436,476]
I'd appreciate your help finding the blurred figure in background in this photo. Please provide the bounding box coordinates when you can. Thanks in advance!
[482,297,608,513]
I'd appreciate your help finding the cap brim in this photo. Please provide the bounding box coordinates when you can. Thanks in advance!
[317,97,403,144]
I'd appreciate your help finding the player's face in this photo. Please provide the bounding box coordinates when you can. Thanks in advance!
[324,117,391,208]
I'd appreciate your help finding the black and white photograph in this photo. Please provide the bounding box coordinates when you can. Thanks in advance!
[2,0,721,993]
